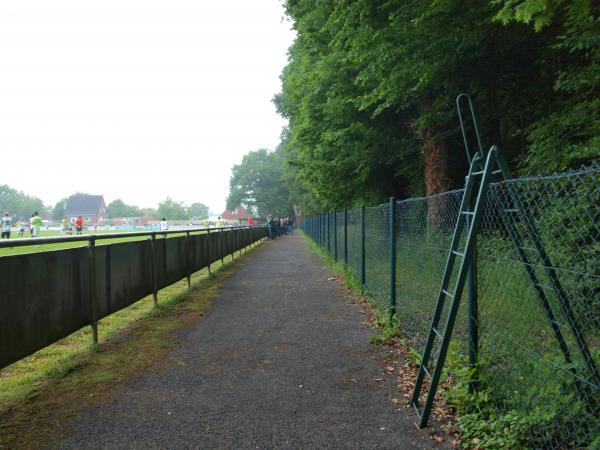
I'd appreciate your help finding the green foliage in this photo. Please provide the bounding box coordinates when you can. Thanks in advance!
[226,147,294,217]
[188,202,209,220]
[277,0,599,213]
[52,197,68,221]
[444,346,599,448]
[0,185,45,220]
[157,197,190,220]
[495,0,600,173]
[369,313,400,344]
[107,199,142,219]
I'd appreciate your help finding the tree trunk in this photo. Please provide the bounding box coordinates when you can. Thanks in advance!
[423,128,450,196]
[420,100,451,229]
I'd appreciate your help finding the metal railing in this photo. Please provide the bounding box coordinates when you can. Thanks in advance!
[0,226,267,369]
[301,162,600,449]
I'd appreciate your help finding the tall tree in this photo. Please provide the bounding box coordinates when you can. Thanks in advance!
[227,148,294,217]
[188,202,209,219]
[276,0,592,212]
[107,199,143,218]
[157,198,190,220]
[0,185,45,220]
[52,197,69,221]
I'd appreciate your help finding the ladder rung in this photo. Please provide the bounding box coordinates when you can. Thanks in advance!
[492,169,502,175]
[452,250,465,257]
[422,365,432,379]
[519,246,536,252]
[412,403,422,419]
[535,283,553,290]
[504,209,519,213]
[461,211,474,215]
[471,170,484,176]
[441,289,454,299]
[432,326,443,338]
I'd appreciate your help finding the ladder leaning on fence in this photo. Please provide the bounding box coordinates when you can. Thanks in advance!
[410,94,599,428]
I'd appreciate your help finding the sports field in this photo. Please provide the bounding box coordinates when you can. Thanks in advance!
[0,229,202,257]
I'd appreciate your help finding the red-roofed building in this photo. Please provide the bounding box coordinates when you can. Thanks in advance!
[220,204,252,224]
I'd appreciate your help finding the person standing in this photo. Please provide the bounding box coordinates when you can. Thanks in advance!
[1,212,12,239]
[266,215,274,240]
[75,216,83,235]
[17,220,25,237]
[61,216,71,235]
[31,211,42,238]
[159,217,168,231]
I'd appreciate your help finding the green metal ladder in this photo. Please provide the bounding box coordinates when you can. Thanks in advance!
[410,145,500,427]
[411,94,599,428]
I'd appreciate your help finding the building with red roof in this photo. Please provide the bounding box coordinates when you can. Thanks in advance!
[220,204,252,225]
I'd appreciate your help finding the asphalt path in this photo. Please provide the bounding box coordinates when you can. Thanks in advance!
[56,234,446,449]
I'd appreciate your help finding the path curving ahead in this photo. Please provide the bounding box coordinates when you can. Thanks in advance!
[56,234,445,449]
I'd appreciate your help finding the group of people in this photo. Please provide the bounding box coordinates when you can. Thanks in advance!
[60,216,85,235]
[265,216,294,240]
[1,211,43,239]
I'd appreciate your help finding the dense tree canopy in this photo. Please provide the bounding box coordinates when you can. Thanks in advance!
[226,147,294,217]
[188,202,209,220]
[157,198,191,220]
[0,185,45,220]
[107,199,143,219]
[274,0,599,214]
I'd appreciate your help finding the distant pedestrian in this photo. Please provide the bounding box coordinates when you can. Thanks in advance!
[266,215,274,239]
[17,220,25,237]
[75,216,83,235]
[1,212,12,239]
[160,217,168,237]
[216,216,223,228]
[31,211,42,238]
[61,217,71,235]
[248,217,254,226]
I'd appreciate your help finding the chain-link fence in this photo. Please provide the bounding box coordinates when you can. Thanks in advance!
[300,162,599,448]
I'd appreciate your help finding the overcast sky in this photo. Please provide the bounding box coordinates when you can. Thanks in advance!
[0,0,295,214]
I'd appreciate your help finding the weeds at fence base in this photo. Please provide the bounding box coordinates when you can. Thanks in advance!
[301,231,459,445]
[0,244,261,450]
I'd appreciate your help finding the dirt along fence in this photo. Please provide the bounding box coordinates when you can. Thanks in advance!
[301,162,599,449]
[0,226,267,369]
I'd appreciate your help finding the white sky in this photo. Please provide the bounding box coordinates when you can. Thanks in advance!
[0,0,295,214]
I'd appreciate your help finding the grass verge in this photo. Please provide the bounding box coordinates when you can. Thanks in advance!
[300,231,458,446]
[0,240,264,449]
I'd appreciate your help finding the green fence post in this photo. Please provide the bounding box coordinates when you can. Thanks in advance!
[206,229,211,275]
[344,209,348,265]
[389,197,397,320]
[150,232,158,308]
[327,213,331,254]
[220,229,224,266]
[333,212,338,261]
[360,205,366,286]
[467,193,478,393]
[87,236,98,346]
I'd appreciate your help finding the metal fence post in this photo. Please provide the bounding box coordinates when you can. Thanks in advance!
[220,229,224,266]
[150,232,158,308]
[360,205,366,286]
[333,212,338,261]
[467,193,478,392]
[206,229,212,275]
[389,197,397,320]
[88,236,98,346]
[185,230,191,287]
[327,213,331,255]
[344,209,348,265]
